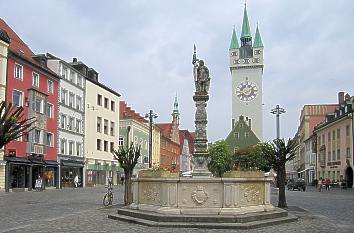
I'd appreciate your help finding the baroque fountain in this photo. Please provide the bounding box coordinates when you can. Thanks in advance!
[109,46,296,229]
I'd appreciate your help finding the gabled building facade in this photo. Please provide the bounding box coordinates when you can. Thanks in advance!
[83,66,120,186]
[225,115,259,154]
[156,97,181,171]
[119,101,149,175]
[1,19,60,191]
[46,55,86,188]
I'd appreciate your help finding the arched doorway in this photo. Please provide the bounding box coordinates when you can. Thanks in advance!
[345,166,353,188]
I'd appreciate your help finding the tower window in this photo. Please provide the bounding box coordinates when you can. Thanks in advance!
[234,132,239,139]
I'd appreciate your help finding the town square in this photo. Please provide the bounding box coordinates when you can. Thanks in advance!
[0,0,354,232]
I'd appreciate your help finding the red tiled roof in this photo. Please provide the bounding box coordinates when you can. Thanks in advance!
[0,18,35,63]
[119,101,148,124]
[156,123,173,138]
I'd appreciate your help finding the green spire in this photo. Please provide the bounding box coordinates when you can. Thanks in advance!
[241,3,252,39]
[253,24,263,48]
[172,93,179,115]
[230,27,239,49]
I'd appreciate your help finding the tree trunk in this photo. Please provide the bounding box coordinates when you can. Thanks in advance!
[277,165,287,208]
[124,171,133,205]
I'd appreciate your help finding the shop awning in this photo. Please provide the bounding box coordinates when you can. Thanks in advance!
[45,160,59,166]
[61,161,84,167]
[4,157,31,164]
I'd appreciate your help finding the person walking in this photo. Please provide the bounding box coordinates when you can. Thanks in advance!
[318,177,323,192]
[74,175,79,188]
[325,179,330,191]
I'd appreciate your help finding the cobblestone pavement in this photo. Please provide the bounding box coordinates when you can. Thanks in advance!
[0,185,353,233]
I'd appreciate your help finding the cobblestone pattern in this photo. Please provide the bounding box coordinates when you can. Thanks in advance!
[0,185,353,233]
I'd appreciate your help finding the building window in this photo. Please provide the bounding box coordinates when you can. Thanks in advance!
[69,92,75,108]
[60,139,67,154]
[332,150,336,161]
[46,133,53,147]
[47,103,53,118]
[104,140,108,152]
[69,71,75,83]
[143,156,149,164]
[328,132,330,142]
[110,121,115,136]
[234,132,239,139]
[76,96,82,111]
[35,98,44,114]
[337,149,340,160]
[119,136,124,147]
[61,114,67,129]
[346,147,350,158]
[68,141,74,155]
[32,72,39,87]
[318,136,321,146]
[47,80,53,93]
[245,132,249,138]
[332,130,335,140]
[111,101,115,111]
[34,129,41,144]
[110,142,114,152]
[97,94,102,106]
[14,63,23,80]
[68,117,74,131]
[104,98,109,109]
[97,117,102,133]
[239,123,243,128]
[77,76,82,87]
[322,135,325,145]
[327,151,331,161]
[62,66,67,79]
[104,119,108,134]
[76,119,81,133]
[337,128,340,139]
[61,88,67,104]
[12,90,23,107]
[76,142,82,156]
[346,125,350,137]
[97,139,102,151]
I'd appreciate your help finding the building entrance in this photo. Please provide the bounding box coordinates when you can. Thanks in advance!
[345,166,353,188]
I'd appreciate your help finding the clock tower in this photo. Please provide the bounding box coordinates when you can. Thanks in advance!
[229,3,264,140]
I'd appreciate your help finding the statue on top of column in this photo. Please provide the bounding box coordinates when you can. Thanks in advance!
[192,45,210,94]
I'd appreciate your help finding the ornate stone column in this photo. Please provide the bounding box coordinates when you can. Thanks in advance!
[191,46,212,177]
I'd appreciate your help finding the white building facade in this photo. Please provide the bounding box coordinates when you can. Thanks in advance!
[47,55,86,188]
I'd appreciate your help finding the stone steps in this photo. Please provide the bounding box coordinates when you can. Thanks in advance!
[108,208,298,229]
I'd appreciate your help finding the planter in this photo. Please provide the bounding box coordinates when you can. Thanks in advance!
[138,169,179,178]
[223,170,264,178]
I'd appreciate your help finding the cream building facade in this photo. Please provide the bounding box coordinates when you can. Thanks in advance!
[0,30,10,189]
[315,95,353,187]
[152,124,161,166]
[85,74,120,186]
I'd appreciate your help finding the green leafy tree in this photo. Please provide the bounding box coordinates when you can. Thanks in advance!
[208,140,233,177]
[260,138,298,208]
[234,144,271,172]
[112,143,141,205]
[0,101,34,148]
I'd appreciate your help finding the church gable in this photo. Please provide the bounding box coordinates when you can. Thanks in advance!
[225,116,260,154]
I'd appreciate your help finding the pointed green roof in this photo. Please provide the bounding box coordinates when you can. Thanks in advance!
[241,5,252,39]
[253,25,263,48]
[172,94,179,115]
[230,28,239,49]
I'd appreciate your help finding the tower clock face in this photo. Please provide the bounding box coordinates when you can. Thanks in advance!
[236,81,258,102]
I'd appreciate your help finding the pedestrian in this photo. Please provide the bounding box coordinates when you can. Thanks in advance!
[35,175,43,192]
[318,177,322,192]
[74,175,79,188]
[120,176,124,185]
[325,179,330,191]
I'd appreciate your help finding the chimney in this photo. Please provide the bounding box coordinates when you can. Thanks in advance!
[73,58,77,62]
[338,92,345,105]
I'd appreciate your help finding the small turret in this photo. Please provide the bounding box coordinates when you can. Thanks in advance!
[253,24,264,48]
[230,27,239,49]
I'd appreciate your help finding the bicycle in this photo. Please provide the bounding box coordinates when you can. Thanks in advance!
[103,178,113,206]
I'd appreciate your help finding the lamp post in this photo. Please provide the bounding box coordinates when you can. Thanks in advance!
[270,105,286,139]
[145,110,158,168]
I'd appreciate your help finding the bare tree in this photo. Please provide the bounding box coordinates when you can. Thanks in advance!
[261,138,298,208]
[112,143,141,205]
[0,101,35,148]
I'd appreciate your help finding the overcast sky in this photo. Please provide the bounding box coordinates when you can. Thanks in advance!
[2,0,354,142]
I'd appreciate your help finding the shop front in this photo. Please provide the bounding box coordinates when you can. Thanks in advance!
[60,160,84,188]
[86,162,122,186]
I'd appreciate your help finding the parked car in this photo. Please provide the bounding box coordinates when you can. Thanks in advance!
[287,178,306,191]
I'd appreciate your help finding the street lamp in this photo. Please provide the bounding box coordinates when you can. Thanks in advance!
[270,105,286,139]
[145,110,158,168]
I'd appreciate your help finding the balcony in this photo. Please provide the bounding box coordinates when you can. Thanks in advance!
[27,143,46,155]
